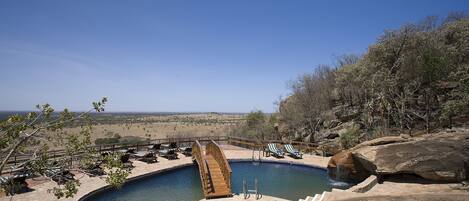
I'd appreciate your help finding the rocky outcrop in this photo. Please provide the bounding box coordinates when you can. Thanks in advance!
[328,131,469,182]
[318,139,342,156]
[277,94,365,149]
[333,105,361,122]
[327,150,370,182]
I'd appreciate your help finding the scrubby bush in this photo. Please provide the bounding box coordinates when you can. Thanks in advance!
[230,110,278,140]
[339,125,361,149]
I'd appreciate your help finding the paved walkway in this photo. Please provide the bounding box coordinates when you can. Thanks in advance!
[0,147,330,201]
[326,180,469,201]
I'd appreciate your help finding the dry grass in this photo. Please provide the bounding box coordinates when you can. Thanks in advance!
[63,113,245,143]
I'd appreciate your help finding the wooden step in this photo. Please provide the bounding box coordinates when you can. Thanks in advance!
[205,153,231,198]
[211,179,225,183]
[207,190,231,198]
[194,144,232,199]
[212,181,227,187]
[210,173,224,178]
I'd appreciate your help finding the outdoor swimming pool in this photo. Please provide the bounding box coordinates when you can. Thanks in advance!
[82,161,349,201]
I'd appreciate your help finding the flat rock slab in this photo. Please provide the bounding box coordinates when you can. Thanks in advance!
[328,131,469,182]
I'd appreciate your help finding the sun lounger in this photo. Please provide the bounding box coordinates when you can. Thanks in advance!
[161,142,177,151]
[147,143,161,151]
[177,143,192,156]
[120,153,131,163]
[120,153,134,169]
[267,143,284,158]
[133,151,157,163]
[284,144,303,159]
[169,142,178,150]
[117,147,136,154]
[45,169,75,185]
[0,173,30,195]
[100,152,133,169]
[159,149,178,160]
[180,147,192,156]
[80,161,105,177]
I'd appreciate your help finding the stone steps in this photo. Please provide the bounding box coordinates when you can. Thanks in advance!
[300,175,379,201]
[299,191,326,201]
[300,188,347,201]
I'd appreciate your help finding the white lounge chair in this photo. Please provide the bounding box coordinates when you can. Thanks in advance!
[267,143,284,158]
[284,144,303,159]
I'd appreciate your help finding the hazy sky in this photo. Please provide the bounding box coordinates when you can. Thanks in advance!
[0,1,467,112]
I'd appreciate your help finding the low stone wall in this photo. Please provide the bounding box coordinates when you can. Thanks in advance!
[346,175,378,193]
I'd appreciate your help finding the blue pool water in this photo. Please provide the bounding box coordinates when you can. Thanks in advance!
[83,161,348,201]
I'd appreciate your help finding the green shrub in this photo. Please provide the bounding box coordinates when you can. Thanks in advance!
[339,125,361,149]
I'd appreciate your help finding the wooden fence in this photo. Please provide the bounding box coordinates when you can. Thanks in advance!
[2,135,228,173]
[2,135,321,173]
[227,136,320,153]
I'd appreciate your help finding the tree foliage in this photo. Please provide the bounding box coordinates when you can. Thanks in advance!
[0,98,128,198]
[230,110,277,141]
[279,14,469,140]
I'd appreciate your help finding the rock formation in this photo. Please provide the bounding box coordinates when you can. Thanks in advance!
[328,130,469,182]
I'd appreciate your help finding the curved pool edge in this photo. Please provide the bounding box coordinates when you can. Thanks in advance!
[228,158,327,171]
[78,162,195,201]
[79,158,331,201]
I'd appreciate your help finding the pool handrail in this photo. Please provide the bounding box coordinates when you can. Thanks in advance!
[192,141,210,196]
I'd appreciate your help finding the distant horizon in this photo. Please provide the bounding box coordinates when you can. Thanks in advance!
[0,110,252,121]
[0,110,250,114]
[1,1,468,112]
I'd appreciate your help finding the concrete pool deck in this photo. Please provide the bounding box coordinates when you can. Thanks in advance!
[0,145,329,201]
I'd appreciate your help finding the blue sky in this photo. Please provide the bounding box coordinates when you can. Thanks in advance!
[0,1,467,112]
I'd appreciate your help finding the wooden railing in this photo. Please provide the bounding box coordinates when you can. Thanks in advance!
[192,140,210,195]
[2,135,228,174]
[206,140,232,190]
[227,136,320,153]
[2,135,321,174]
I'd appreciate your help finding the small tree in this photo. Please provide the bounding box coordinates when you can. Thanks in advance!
[339,125,361,149]
[0,98,128,198]
[230,110,278,141]
[246,110,265,130]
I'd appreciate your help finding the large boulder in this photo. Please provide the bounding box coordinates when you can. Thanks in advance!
[314,130,339,142]
[318,138,342,156]
[327,150,370,182]
[315,121,359,142]
[328,131,469,182]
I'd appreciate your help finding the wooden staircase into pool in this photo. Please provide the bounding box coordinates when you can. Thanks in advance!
[192,140,232,199]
